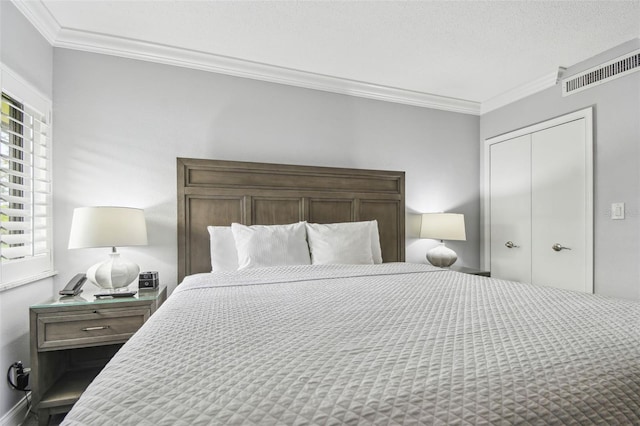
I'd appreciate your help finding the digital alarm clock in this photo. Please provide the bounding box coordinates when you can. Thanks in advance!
[139,271,159,290]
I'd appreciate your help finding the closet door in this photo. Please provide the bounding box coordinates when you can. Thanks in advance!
[490,135,532,283]
[487,111,592,294]
[531,119,587,292]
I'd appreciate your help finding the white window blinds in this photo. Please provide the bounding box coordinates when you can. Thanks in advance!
[0,67,53,288]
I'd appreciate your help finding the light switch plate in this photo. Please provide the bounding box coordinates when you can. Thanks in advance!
[611,202,625,220]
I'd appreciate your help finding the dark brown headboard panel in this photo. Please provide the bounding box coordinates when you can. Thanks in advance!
[177,158,405,282]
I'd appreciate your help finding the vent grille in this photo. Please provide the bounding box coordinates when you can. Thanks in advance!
[562,49,639,96]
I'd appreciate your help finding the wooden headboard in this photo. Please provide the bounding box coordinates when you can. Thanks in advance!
[177,158,405,282]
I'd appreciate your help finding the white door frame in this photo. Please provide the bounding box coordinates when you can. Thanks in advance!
[482,107,594,292]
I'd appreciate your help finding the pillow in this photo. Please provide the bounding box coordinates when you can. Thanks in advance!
[368,220,383,264]
[305,221,380,265]
[231,222,311,269]
[207,226,239,272]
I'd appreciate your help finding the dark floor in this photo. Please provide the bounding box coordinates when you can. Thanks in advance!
[22,412,64,426]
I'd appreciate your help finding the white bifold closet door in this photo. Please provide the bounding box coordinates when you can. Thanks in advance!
[489,114,591,293]
[490,135,532,284]
[531,120,587,291]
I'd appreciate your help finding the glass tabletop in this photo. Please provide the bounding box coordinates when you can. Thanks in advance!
[31,283,165,308]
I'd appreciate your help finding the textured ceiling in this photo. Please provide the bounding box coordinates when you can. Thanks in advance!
[37,0,640,104]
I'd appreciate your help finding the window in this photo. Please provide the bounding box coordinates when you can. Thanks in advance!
[0,67,53,289]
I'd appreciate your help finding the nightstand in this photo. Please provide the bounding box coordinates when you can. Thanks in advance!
[29,285,167,426]
[451,266,491,277]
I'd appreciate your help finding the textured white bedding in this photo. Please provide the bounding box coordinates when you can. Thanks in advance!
[62,263,640,425]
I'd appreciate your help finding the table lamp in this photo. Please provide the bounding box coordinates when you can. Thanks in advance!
[420,213,466,267]
[68,206,148,291]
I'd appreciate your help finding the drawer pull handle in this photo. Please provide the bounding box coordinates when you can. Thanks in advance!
[82,326,110,331]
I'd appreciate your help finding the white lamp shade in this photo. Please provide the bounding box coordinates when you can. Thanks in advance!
[420,213,466,241]
[68,206,147,291]
[68,207,148,249]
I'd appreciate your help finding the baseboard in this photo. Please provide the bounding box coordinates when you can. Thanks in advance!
[0,393,30,426]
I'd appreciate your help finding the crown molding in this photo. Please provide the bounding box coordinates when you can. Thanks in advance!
[12,0,481,115]
[480,70,559,114]
[54,27,481,115]
[10,0,570,116]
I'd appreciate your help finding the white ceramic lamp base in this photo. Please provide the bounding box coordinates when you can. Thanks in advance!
[426,242,458,267]
[87,251,140,291]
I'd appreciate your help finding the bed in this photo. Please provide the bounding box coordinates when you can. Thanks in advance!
[62,159,640,425]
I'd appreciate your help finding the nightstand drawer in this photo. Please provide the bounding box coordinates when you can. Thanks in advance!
[36,307,150,351]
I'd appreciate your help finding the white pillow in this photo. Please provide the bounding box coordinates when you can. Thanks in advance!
[305,221,379,265]
[207,226,239,272]
[368,220,383,264]
[231,222,311,269]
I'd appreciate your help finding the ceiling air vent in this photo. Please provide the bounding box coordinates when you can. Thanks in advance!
[562,49,639,96]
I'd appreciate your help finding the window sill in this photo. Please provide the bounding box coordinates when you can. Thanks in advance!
[0,270,58,293]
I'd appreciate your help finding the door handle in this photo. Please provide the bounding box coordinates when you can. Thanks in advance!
[505,241,520,249]
[552,243,571,252]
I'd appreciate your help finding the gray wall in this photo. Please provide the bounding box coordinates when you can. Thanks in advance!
[0,1,55,420]
[480,39,640,300]
[0,1,52,97]
[52,48,481,296]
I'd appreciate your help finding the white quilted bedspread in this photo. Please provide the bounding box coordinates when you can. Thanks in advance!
[62,263,640,425]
